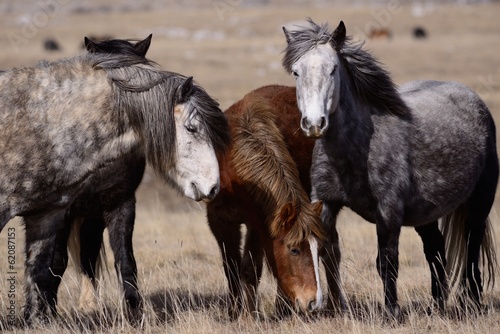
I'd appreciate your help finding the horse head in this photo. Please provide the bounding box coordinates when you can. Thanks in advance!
[169,76,230,202]
[268,200,324,314]
[282,20,346,138]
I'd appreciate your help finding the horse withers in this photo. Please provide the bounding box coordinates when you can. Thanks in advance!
[282,19,498,319]
[0,37,230,323]
[206,85,324,319]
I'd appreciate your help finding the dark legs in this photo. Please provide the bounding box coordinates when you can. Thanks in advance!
[415,221,448,312]
[321,203,346,313]
[23,210,68,323]
[104,197,141,316]
[74,214,105,311]
[206,200,243,319]
[240,227,264,318]
[375,218,401,320]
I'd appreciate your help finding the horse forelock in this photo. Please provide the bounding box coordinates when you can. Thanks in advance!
[231,96,324,244]
[282,18,332,74]
[187,84,230,155]
[96,56,178,177]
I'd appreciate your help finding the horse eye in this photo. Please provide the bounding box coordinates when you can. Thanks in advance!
[292,71,299,78]
[290,248,300,256]
[330,65,338,76]
[185,125,197,133]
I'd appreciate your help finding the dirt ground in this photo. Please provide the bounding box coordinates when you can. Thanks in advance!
[1,2,500,333]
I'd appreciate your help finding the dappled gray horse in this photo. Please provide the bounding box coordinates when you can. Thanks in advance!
[282,19,498,319]
[35,35,151,323]
[0,47,230,322]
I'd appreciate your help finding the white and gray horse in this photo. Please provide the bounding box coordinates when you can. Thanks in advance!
[283,19,498,319]
[0,43,230,323]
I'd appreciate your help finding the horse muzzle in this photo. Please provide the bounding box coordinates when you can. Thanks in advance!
[304,126,325,139]
[300,116,327,138]
[188,181,220,202]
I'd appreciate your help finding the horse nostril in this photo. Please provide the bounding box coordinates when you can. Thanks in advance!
[307,299,316,312]
[208,184,219,198]
[320,116,327,130]
[301,117,309,131]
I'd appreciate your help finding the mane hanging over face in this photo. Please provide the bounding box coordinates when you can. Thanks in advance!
[89,53,230,178]
[231,96,325,244]
[181,82,231,155]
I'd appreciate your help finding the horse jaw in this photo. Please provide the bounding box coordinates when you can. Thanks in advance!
[170,104,220,202]
[291,43,339,138]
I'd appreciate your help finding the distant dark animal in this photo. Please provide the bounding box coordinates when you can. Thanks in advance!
[0,39,230,323]
[283,19,498,319]
[413,26,427,39]
[207,85,324,319]
[43,38,61,51]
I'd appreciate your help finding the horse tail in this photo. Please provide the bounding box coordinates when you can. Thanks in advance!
[67,217,108,280]
[441,205,497,294]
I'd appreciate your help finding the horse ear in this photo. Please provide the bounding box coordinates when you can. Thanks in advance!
[84,37,97,52]
[282,26,293,44]
[176,76,194,103]
[312,201,323,215]
[331,20,346,50]
[134,34,152,57]
[280,202,299,230]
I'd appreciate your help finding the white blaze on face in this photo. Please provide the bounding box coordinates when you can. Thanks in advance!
[308,236,323,310]
[169,104,220,202]
[292,43,340,136]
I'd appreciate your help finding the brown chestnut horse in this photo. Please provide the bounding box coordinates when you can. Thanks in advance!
[206,85,324,319]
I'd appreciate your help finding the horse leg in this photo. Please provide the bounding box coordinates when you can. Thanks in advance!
[77,214,105,311]
[240,226,264,319]
[104,196,142,319]
[414,221,448,313]
[23,210,66,323]
[461,177,497,310]
[320,202,346,313]
[206,200,242,320]
[375,219,402,321]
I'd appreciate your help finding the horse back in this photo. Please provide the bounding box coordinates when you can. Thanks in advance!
[234,85,316,193]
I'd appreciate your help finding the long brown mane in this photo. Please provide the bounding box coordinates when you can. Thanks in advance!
[230,95,325,244]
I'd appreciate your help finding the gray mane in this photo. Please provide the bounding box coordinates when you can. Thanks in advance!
[90,53,230,178]
[283,19,409,116]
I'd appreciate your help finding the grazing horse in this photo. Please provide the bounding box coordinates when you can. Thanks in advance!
[206,85,324,319]
[282,19,498,319]
[0,45,230,322]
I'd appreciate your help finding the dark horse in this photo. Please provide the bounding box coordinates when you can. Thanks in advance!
[282,19,498,319]
[0,37,230,323]
[206,85,325,319]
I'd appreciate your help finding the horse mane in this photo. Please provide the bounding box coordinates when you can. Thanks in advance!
[90,53,229,178]
[282,18,409,116]
[231,95,324,244]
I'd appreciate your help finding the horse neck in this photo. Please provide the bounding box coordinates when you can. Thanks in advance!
[324,66,375,164]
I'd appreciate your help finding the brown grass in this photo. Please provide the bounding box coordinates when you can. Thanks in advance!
[1,2,500,333]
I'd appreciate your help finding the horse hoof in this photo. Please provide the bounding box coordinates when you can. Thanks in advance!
[385,304,403,323]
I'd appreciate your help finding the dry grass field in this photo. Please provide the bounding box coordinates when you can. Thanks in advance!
[1,1,500,333]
